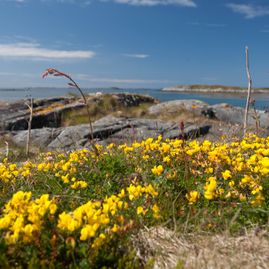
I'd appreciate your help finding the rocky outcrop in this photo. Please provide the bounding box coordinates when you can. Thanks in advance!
[5,97,269,151]
[112,93,157,107]
[202,103,269,128]
[11,128,62,148]
[11,115,211,149]
[148,100,269,129]
[148,99,207,116]
[0,93,157,131]
[162,85,269,93]
[0,96,83,131]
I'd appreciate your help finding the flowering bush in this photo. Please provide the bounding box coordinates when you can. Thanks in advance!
[0,134,269,267]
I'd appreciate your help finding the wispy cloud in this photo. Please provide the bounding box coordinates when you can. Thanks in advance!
[0,43,95,60]
[76,73,172,84]
[108,0,196,7]
[42,0,91,6]
[0,71,37,77]
[0,0,28,3]
[0,0,92,5]
[227,3,269,19]
[187,22,226,27]
[2,0,196,7]
[123,53,149,59]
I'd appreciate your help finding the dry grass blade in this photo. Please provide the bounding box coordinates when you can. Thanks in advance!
[132,227,269,269]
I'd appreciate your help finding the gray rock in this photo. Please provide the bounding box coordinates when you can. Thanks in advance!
[206,104,269,128]
[12,128,61,147]
[148,99,208,115]
[149,100,269,129]
[163,124,211,140]
[10,116,211,149]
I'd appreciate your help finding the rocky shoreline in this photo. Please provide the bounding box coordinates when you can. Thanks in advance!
[1,93,268,151]
[162,85,269,94]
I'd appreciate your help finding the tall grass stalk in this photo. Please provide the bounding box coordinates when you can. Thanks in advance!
[42,68,97,153]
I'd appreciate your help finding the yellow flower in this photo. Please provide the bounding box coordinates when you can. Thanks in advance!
[186,191,200,204]
[151,165,164,176]
[163,156,171,163]
[111,224,119,233]
[205,167,213,174]
[204,177,217,200]
[222,170,232,180]
[136,206,147,215]
[49,203,57,214]
[71,181,88,189]
[107,143,115,150]
[80,224,97,240]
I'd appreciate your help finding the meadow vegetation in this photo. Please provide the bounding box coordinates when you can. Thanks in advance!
[0,134,269,268]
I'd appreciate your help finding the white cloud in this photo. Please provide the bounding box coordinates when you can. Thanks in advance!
[227,3,269,19]
[76,73,172,84]
[108,0,196,7]
[123,53,149,58]
[41,0,91,5]
[0,0,28,3]
[0,43,95,60]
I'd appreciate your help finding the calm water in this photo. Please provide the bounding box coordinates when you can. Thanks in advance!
[1,87,269,110]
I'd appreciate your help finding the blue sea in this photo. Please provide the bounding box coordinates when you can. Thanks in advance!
[1,87,269,110]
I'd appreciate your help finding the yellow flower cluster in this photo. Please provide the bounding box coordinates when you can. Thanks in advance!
[0,181,159,247]
[57,182,159,247]
[0,191,57,244]
[0,161,19,183]
[36,149,93,189]
[119,134,268,206]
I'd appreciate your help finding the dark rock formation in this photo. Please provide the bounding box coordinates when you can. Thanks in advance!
[0,93,157,131]
[112,93,157,107]
[0,97,82,131]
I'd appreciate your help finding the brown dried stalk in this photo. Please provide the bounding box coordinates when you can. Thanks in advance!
[42,68,97,152]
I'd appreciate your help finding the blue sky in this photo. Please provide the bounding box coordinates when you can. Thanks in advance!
[0,0,269,88]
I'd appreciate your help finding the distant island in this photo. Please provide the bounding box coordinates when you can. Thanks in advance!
[162,84,269,93]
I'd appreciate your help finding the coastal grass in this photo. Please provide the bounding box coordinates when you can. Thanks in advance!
[61,94,154,127]
[0,134,269,268]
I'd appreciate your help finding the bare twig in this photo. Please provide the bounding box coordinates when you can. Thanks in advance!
[25,97,33,158]
[4,141,9,158]
[244,46,253,136]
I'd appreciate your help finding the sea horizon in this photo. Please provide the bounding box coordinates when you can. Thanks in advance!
[1,86,269,110]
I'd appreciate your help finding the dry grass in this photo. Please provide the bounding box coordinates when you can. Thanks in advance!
[133,227,269,269]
